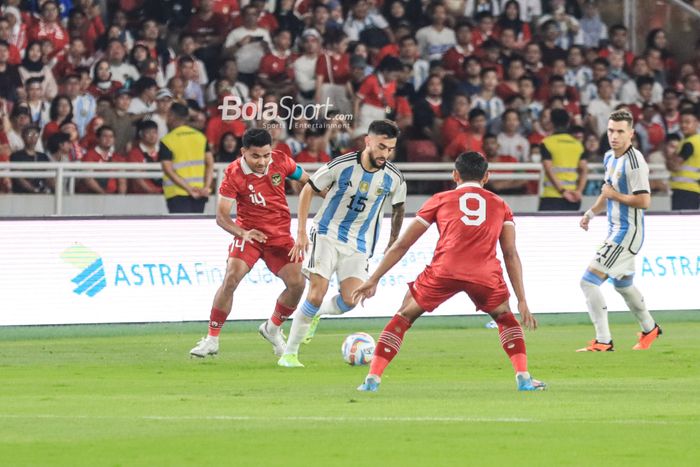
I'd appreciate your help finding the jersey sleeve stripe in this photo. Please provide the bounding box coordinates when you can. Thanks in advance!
[415,216,431,227]
[327,153,357,169]
[633,190,649,194]
[386,163,405,183]
[308,180,322,192]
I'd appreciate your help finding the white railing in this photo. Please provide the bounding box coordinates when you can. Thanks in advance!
[0,162,670,215]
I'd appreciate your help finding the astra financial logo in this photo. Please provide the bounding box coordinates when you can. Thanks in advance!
[60,244,227,297]
[61,245,107,297]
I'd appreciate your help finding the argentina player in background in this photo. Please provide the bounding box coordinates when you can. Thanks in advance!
[279,120,407,367]
[578,109,662,352]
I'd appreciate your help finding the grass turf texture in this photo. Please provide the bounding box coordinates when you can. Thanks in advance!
[1,311,699,466]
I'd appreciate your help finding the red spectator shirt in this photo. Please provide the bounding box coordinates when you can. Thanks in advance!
[192,0,240,17]
[295,150,330,163]
[231,11,278,31]
[444,132,483,160]
[28,21,68,58]
[259,50,295,82]
[274,142,293,159]
[441,116,470,142]
[82,147,126,193]
[185,12,229,41]
[206,114,247,150]
[374,44,399,66]
[442,45,474,79]
[357,74,396,109]
[315,53,351,85]
[127,143,162,193]
[218,150,298,242]
[7,44,21,65]
[416,182,514,287]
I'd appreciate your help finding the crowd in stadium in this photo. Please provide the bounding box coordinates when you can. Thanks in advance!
[0,0,697,198]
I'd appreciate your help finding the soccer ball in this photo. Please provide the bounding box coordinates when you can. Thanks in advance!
[341,332,375,366]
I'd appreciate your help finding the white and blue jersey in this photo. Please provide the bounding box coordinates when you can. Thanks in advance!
[603,147,650,254]
[309,152,407,257]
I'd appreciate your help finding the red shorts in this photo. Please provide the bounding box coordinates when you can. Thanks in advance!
[408,266,510,313]
[228,236,297,275]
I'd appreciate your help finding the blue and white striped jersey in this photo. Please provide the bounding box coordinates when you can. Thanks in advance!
[603,147,650,253]
[309,152,407,256]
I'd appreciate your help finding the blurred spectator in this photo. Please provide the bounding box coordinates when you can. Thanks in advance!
[25,77,50,128]
[416,3,455,61]
[472,67,504,123]
[19,41,58,100]
[177,56,205,108]
[464,0,500,18]
[10,125,53,194]
[165,34,210,86]
[46,131,72,162]
[52,37,92,81]
[620,57,663,105]
[224,5,272,85]
[518,75,542,129]
[315,29,352,116]
[580,57,609,106]
[216,132,241,162]
[586,78,619,137]
[495,1,532,49]
[128,77,158,115]
[343,0,392,43]
[0,17,21,65]
[648,132,678,194]
[398,35,430,93]
[661,88,680,136]
[497,109,530,162]
[579,0,607,49]
[0,40,21,102]
[100,87,135,154]
[496,56,525,100]
[444,107,486,160]
[564,46,592,93]
[277,0,305,40]
[66,7,104,56]
[667,109,700,210]
[634,104,665,155]
[472,12,495,48]
[296,127,330,163]
[293,29,322,104]
[64,72,96,138]
[442,22,474,79]
[59,120,87,161]
[483,132,528,195]
[259,29,296,97]
[88,59,123,99]
[582,131,603,196]
[538,20,567,67]
[599,24,634,68]
[127,119,163,194]
[41,95,73,145]
[151,88,174,139]
[27,1,68,60]
[81,125,127,194]
[441,94,470,142]
[355,55,405,135]
[206,58,248,104]
[646,28,677,82]
[537,0,582,49]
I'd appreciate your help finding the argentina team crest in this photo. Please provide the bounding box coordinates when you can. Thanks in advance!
[359,181,370,192]
[271,173,282,186]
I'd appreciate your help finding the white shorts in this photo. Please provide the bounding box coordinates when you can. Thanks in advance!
[302,231,369,282]
[588,240,637,279]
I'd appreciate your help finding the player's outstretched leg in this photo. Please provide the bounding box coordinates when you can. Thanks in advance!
[259,263,305,357]
[611,276,662,350]
[578,269,614,352]
[304,278,360,344]
[358,291,422,392]
[190,258,251,358]
[489,302,546,391]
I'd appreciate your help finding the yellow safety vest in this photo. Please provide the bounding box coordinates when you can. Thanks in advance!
[671,134,700,194]
[161,125,207,199]
[541,133,584,198]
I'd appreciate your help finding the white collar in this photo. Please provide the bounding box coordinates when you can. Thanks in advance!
[241,156,273,177]
[139,142,159,153]
[95,145,114,160]
[457,181,481,189]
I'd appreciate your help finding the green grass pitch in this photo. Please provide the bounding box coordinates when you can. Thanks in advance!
[1,311,699,466]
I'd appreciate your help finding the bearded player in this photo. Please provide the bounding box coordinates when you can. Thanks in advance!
[190,128,311,358]
[278,120,407,367]
[577,109,661,352]
[352,152,546,392]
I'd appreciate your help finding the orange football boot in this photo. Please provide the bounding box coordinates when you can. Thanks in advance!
[576,340,614,352]
[633,324,662,350]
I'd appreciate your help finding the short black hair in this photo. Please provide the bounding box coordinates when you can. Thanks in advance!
[170,102,189,120]
[47,132,71,153]
[455,152,488,182]
[665,133,681,143]
[468,108,487,121]
[680,107,698,119]
[368,120,400,139]
[242,128,272,148]
[550,108,570,128]
[96,125,114,138]
[636,76,655,89]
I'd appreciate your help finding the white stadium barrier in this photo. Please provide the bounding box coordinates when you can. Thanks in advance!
[0,214,697,326]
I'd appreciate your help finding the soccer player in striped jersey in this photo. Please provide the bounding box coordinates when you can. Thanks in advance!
[578,109,662,352]
[278,120,407,367]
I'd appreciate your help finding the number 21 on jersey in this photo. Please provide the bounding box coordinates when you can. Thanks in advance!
[459,193,486,226]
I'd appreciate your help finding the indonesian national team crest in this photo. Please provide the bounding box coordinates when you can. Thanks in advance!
[271,173,282,186]
[359,181,370,193]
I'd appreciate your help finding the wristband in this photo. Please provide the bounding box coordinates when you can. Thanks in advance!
[584,210,595,220]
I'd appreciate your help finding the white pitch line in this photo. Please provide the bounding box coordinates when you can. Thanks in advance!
[0,414,694,425]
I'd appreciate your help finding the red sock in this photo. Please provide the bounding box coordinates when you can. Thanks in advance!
[208,307,229,337]
[270,301,295,326]
[369,314,412,377]
[495,312,527,373]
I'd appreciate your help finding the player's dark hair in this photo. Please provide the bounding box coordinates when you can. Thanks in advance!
[550,108,570,129]
[609,109,634,127]
[368,120,400,139]
[242,128,272,148]
[455,151,488,182]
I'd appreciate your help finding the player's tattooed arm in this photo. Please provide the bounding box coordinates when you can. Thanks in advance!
[386,202,405,251]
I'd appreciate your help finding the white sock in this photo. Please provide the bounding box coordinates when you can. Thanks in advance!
[318,295,344,316]
[581,279,611,343]
[516,371,531,380]
[207,335,219,343]
[265,319,281,333]
[284,313,313,355]
[615,285,655,333]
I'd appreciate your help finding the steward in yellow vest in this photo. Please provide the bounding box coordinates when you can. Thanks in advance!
[668,109,700,210]
[159,103,214,213]
[539,108,588,211]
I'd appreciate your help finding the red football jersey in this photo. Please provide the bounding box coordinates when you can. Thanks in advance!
[415,182,514,287]
[218,150,298,242]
